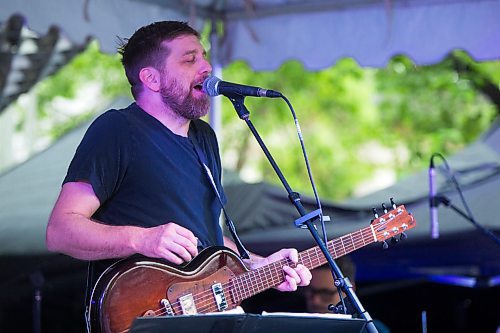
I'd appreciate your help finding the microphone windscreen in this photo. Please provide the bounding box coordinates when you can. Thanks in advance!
[202,76,221,97]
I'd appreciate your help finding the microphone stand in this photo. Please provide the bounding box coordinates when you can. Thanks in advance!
[227,96,378,333]
[434,195,500,245]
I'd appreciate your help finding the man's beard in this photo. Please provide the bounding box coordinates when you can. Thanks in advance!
[159,76,210,120]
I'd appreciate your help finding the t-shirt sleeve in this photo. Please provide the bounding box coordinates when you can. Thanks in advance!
[63,110,131,204]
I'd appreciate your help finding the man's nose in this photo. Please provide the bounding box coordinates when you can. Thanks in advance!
[199,58,212,75]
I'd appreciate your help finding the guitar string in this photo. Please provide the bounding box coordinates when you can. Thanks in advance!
[117,231,365,333]
[143,211,407,318]
[153,228,380,317]
[151,220,396,317]
[194,226,376,313]
[118,211,408,332]
[148,224,385,317]
[117,229,374,333]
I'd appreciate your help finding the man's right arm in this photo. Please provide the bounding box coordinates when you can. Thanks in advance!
[46,182,198,264]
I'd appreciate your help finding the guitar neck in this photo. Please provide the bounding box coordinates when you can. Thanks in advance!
[231,224,376,302]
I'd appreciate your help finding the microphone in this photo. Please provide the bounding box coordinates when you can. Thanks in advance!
[202,76,282,98]
[429,158,439,239]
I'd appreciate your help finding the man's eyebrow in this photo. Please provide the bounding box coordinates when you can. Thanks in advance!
[182,49,207,57]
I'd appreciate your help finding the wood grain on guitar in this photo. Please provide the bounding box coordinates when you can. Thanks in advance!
[89,205,415,333]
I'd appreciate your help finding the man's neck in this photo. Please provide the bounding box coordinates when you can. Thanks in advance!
[136,98,190,137]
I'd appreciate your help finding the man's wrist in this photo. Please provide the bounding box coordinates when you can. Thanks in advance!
[243,252,266,269]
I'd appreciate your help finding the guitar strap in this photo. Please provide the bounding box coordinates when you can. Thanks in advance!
[190,123,250,259]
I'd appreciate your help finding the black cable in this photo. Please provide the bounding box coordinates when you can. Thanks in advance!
[430,152,500,245]
[280,95,349,314]
[280,95,328,243]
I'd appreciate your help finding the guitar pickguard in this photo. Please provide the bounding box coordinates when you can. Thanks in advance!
[167,266,237,315]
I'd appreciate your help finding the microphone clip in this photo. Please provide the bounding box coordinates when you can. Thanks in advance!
[431,195,450,208]
[227,95,250,120]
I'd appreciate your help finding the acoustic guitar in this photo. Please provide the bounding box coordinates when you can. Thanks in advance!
[89,205,415,333]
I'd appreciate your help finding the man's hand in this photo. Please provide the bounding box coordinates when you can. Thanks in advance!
[245,248,312,292]
[134,222,198,264]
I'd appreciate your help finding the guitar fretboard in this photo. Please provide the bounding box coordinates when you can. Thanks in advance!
[230,224,376,302]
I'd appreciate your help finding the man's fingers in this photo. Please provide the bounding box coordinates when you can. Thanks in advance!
[260,248,312,292]
[162,250,184,265]
[173,233,198,257]
[164,242,194,263]
[173,224,198,245]
[285,275,298,291]
[286,248,299,263]
[295,264,312,286]
[283,265,301,285]
[159,223,199,260]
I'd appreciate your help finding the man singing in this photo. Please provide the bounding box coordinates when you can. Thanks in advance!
[46,20,311,324]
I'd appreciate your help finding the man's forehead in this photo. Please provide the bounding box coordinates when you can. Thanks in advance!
[162,35,206,55]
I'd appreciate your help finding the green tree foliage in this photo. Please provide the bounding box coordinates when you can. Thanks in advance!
[220,52,498,200]
[34,41,130,138]
[18,43,498,201]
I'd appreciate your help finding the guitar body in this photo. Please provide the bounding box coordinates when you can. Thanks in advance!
[88,205,415,333]
[89,246,248,333]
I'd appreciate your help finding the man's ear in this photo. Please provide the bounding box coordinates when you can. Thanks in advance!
[139,67,160,92]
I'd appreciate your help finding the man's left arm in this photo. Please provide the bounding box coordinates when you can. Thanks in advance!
[223,236,311,291]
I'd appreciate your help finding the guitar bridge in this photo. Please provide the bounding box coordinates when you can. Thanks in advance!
[160,298,174,316]
[212,282,228,311]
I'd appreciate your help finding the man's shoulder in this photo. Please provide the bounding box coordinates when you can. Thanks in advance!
[80,105,136,144]
[96,103,136,123]
[88,104,138,131]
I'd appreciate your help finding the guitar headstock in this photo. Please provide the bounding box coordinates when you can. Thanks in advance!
[371,205,416,244]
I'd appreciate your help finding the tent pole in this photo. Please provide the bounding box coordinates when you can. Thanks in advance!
[209,18,222,137]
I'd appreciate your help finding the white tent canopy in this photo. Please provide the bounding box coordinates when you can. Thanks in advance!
[1,0,499,70]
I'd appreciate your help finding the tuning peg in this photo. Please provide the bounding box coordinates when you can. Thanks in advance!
[391,236,399,245]
[390,197,397,209]
[382,241,389,249]
[382,203,388,214]
[372,207,379,219]
[400,232,407,241]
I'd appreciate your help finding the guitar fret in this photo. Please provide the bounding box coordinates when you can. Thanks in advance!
[333,239,340,257]
[333,241,338,257]
[358,230,365,246]
[348,233,355,252]
[231,280,239,302]
[341,236,347,255]
[226,206,412,304]
[307,252,313,267]
[362,229,368,246]
[250,269,257,293]
[341,237,347,253]
[262,265,269,289]
[243,274,250,298]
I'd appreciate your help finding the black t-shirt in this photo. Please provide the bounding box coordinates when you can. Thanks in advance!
[64,103,225,249]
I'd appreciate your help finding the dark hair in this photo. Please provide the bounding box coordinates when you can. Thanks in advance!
[118,21,200,98]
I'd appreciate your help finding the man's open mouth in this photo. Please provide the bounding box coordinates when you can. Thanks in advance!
[193,83,203,91]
